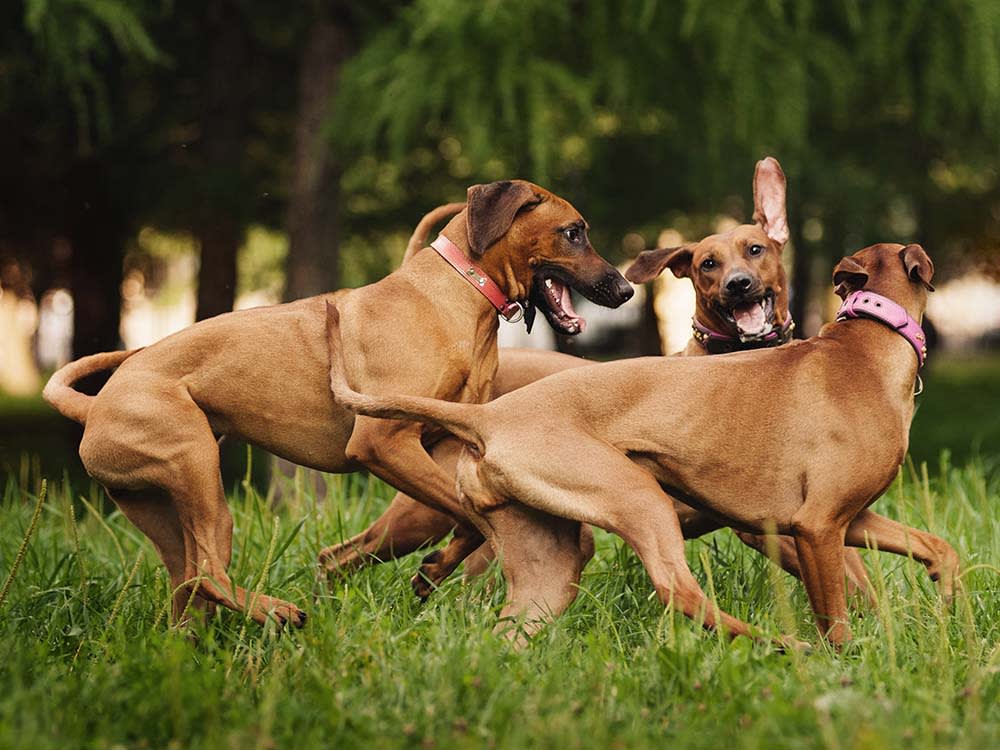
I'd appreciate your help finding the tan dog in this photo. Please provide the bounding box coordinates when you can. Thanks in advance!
[320,158,872,605]
[326,243,958,646]
[43,180,633,626]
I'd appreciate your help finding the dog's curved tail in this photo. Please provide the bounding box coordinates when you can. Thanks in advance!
[42,349,140,425]
[403,202,466,262]
[325,302,486,452]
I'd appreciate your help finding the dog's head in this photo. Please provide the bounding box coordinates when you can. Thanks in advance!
[625,157,790,341]
[453,179,634,335]
[832,243,935,319]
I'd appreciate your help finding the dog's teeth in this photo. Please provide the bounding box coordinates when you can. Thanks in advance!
[545,279,553,288]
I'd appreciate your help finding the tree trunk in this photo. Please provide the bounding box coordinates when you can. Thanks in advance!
[284,19,353,301]
[789,210,811,339]
[196,222,241,321]
[67,158,125,362]
[634,282,663,355]
[195,0,248,321]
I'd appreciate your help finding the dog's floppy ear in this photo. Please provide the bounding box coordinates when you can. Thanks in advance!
[625,245,693,283]
[832,256,869,299]
[752,156,789,246]
[465,180,542,256]
[900,244,935,291]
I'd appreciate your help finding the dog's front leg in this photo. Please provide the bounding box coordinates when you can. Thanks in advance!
[346,415,476,521]
[733,530,876,608]
[344,415,485,597]
[790,510,851,645]
[317,494,459,578]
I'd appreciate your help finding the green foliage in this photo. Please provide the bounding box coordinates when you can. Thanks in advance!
[333,0,1000,277]
[0,457,998,749]
[335,0,1000,177]
[22,0,163,151]
[910,354,1000,469]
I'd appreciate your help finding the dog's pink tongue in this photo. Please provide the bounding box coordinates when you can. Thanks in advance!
[734,302,765,335]
[560,285,587,332]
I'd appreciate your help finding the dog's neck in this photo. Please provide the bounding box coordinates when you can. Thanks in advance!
[439,214,534,303]
[691,299,793,354]
[819,298,924,413]
[399,216,511,363]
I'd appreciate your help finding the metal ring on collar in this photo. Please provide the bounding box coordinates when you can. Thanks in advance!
[503,302,525,324]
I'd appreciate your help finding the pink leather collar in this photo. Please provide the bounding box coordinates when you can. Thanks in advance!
[431,235,524,322]
[836,290,927,367]
[692,316,795,350]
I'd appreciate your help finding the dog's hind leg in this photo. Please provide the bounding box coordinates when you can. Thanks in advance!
[110,488,215,623]
[82,394,306,628]
[844,509,959,601]
[477,438,776,644]
[473,500,592,644]
[167,443,306,627]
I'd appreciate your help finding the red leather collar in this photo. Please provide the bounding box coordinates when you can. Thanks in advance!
[430,235,524,321]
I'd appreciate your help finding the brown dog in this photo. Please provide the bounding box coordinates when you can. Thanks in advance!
[326,242,958,646]
[320,158,872,604]
[43,180,633,626]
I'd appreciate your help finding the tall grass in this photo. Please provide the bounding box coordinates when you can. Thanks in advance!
[0,457,997,750]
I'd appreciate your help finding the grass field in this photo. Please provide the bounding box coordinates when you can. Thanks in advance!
[1,451,998,750]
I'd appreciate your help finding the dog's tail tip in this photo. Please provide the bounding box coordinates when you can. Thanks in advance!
[403,202,466,263]
[42,348,138,425]
[325,300,339,324]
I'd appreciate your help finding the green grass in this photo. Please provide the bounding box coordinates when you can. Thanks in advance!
[909,354,1000,468]
[1,455,998,750]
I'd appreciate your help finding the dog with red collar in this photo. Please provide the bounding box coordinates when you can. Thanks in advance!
[43,179,633,628]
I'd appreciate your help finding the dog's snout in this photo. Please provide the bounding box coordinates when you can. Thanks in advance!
[614,276,635,305]
[580,271,634,308]
[725,273,754,294]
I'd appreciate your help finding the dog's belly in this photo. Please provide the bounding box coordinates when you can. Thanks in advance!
[216,398,358,474]
[628,452,805,533]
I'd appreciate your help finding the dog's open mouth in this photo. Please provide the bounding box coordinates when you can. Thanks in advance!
[532,274,587,335]
[720,292,776,341]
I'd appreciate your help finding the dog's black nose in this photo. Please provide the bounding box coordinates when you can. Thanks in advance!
[725,273,753,294]
[615,276,635,305]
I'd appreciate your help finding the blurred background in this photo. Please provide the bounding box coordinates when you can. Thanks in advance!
[2,0,999,485]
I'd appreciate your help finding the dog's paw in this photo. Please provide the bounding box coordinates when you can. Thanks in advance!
[410,550,444,601]
[775,634,812,654]
[283,605,308,628]
[253,596,308,628]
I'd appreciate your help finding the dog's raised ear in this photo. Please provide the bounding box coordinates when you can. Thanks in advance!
[466,181,542,255]
[900,244,935,291]
[752,156,789,246]
[832,256,869,299]
[625,245,693,283]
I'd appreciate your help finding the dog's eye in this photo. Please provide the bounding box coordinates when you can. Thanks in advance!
[563,227,582,244]
[700,258,717,271]
[748,244,764,257]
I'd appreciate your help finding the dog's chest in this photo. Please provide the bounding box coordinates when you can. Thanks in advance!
[452,335,499,404]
